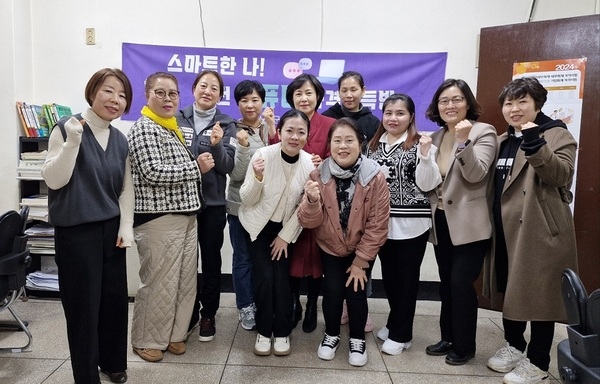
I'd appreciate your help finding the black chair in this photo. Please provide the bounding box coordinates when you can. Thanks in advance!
[557,268,600,383]
[0,207,33,352]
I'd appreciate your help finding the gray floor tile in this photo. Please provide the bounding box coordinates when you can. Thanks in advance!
[0,293,573,383]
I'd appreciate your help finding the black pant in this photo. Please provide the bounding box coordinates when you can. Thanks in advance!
[249,221,292,338]
[55,217,128,384]
[193,205,226,320]
[321,250,372,340]
[504,318,555,371]
[433,210,489,356]
[379,231,429,343]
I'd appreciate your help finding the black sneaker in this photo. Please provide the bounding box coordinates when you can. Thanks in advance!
[199,317,215,342]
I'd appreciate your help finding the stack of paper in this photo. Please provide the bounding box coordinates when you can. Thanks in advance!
[26,267,59,291]
[25,223,54,254]
[17,151,47,180]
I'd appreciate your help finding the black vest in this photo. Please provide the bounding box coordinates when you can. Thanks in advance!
[48,114,128,226]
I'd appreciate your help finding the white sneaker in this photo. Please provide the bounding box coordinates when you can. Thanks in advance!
[254,334,271,356]
[273,336,291,356]
[376,326,389,341]
[317,333,341,360]
[503,359,548,384]
[238,304,256,331]
[488,342,527,373]
[381,338,411,355]
[348,338,367,367]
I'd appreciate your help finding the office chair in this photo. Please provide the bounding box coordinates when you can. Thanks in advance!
[0,207,33,352]
[557,268,600,383]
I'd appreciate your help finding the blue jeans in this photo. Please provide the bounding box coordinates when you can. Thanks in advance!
[227,214,254,310]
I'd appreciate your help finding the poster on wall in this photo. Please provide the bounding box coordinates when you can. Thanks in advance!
[512,57,587,208]
[122,43,447,131]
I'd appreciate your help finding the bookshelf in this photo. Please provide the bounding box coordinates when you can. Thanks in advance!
[18,137,59,297]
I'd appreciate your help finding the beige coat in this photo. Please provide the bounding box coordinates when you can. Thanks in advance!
[483,126,578,322]
[428,121,498,245]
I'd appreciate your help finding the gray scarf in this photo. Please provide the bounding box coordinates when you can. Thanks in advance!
[329,157,362,233]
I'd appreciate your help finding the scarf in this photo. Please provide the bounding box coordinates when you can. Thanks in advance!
[329,157,362,233]
[141,105,184,144]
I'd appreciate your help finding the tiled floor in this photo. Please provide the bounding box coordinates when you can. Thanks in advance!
[1,293,566,383]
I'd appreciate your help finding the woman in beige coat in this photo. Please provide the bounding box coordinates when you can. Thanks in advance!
[484,77,578,384]
[424,79,497,366]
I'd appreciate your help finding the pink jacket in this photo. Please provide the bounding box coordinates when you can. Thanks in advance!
[298,157,390,269]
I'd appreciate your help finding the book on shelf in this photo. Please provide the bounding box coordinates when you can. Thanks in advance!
[16,100,72,137]
[31,104,50,137]
[43,104,56,128]
[16,101,36,137]
[51,103,73,124]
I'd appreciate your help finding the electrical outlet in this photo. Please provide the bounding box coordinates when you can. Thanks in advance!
[86,28,95,45]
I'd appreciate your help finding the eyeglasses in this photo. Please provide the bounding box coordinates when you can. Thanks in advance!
[153,89,180,100]
[438,97,465,106]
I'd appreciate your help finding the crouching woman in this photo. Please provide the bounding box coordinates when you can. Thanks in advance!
[298,117,390,367]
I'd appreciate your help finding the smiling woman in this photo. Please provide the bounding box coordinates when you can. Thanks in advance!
[238,109,315,357]
[41,68,133,384]
[298,117,390,366]
[127,71,203,363]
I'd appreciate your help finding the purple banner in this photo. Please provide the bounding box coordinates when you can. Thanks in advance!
[122,42,447,130]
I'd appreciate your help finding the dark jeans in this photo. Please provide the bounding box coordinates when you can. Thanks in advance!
[227,214,254,310]
[433,209,489,356]
[321,249,373,340]
[379,231,429,343]
[248,221,292,338]
[55,217,128,384]
[504,318,555,371]
[193,205,227,320]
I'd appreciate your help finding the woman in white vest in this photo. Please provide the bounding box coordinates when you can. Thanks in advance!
[239,109,314,357]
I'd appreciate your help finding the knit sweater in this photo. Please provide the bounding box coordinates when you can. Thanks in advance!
[43,109,134,245]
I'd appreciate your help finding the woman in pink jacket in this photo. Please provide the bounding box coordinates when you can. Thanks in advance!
[298,118,390,367]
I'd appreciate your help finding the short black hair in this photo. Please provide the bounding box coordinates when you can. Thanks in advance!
[498,76,547,110]
[285,74,325,109]
[234,80,266,104]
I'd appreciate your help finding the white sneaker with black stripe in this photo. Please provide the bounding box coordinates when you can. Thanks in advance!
[317,333,340,360]
[348,338,367,366]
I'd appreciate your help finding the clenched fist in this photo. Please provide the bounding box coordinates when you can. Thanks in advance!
[454,119,472,144]
[252,157,265,181]
[419,133,432,156]
[304,180,320,203]
[197,152,215,173]
[236,129,249,147]
[210,121,224,146]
